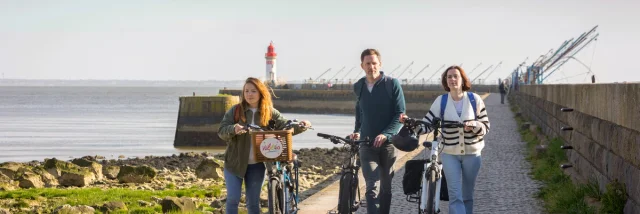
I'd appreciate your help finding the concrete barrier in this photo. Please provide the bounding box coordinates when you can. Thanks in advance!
[512,83,640,213]
[289,83,500,93]
[218,89,442,117]
[173,95,240,147]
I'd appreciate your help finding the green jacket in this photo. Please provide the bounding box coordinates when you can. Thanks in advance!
[218,103,307,178]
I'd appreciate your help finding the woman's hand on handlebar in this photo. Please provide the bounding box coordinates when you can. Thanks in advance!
[234,124,246,135]
[299,120,312,129]
[399,113,408,123]
[464,121,478,132]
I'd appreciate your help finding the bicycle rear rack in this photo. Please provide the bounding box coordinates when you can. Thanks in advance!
[406,194,420,203]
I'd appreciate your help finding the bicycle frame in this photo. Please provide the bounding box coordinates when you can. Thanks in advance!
[419,139,442,211]
[317,133,370,214]
[267,160,300,214]
[339,140,363,212]
[401,117,463,214]
[246,119,308,214]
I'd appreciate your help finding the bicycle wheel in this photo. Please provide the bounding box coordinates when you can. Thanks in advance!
[268,179,283,214]
[425,171,437,214]
[337,172,355,214]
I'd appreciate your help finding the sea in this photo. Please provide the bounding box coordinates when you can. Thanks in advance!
[0,86,354,163]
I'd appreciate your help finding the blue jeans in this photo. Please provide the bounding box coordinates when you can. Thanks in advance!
[224,163,266,214]
[359,143,396,214]
[441,153,482,214]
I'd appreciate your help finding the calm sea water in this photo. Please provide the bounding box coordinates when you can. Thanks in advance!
[0,86,354,162]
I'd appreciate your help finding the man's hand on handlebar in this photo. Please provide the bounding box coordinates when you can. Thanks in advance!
[348,132,360,140]
[373,134,387,148]
[399,113,408,123]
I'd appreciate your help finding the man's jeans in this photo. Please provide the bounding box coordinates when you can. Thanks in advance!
[359,143,396,214]
[224,163,266,214]
[500,92,506,104]
[441,153,482,214]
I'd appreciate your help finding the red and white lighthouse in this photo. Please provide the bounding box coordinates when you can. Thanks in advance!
[265,41,278,85]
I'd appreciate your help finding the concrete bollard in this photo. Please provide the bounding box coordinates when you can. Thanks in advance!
[529,124,539,134]
[534,144,548,158]
[173,95,240,147]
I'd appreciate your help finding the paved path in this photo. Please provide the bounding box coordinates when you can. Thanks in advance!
[353,94,544,214]
[300,93,544,214]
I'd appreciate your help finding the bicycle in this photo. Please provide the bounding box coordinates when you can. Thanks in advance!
[400,116,464,214]
[245,119,311,214]
[316,132,371,214]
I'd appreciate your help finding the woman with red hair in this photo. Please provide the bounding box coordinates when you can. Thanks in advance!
[218,77,312,214]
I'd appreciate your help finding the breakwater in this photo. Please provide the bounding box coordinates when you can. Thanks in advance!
[218,89,444,117]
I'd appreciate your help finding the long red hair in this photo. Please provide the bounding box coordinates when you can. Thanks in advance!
[236,77,273,126]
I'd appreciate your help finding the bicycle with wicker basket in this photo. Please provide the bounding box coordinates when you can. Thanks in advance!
[246,119,310,214]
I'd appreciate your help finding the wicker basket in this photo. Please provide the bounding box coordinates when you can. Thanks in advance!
[251,129,293,162]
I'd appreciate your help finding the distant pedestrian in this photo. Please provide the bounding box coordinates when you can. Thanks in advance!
[499,79,508,104]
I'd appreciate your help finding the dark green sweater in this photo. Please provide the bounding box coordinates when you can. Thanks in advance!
[353,72,406,143]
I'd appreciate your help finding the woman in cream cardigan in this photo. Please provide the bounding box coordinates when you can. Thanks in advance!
[400,65,490,214]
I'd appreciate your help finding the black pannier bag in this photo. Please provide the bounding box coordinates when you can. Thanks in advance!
[402,159,427,195]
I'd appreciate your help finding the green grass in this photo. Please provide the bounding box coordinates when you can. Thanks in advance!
[0,185,224,213]
[510,101,627,214]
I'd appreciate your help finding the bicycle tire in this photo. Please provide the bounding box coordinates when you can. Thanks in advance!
[426,171,437,214]
[268,179,283,214]
[338,172,355,214]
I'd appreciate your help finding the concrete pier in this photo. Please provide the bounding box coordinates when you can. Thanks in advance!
[173,95,239,147]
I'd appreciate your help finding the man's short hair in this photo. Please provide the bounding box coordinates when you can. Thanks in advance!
[360,49,381,62]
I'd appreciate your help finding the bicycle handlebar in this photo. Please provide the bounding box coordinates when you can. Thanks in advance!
[316,133,372,146]
[402,117,465,129]
[243,119,313,131]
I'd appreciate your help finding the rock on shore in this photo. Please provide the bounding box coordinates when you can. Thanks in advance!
[0,147,353,213]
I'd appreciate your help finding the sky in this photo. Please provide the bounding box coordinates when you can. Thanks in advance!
[0,0,638,83]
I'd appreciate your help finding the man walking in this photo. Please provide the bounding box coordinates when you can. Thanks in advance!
[350,49,406,214]
[499,79,508,104]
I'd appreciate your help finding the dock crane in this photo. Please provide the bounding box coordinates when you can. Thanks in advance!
[395,61,414,79]
[340,66,356,82]
[471,64,494,84]
[327,66,346,83]
[313,68,332,83]
[388,64,403,76]
[511,25,599,85]
[467,63,483,75]
[478,61,503,83]
[409,64,430,83]
[425,64,446,83]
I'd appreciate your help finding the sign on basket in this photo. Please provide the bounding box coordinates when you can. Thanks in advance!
[260,137,283,159]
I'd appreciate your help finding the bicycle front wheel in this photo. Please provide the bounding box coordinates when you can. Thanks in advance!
[268,179,283,214]
[425,171,437,214]
[338,172,356,214]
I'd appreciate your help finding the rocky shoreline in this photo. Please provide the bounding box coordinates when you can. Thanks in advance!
[0,147,352,214]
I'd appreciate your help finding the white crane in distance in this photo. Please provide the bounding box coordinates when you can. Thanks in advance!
[395,61,415,79]
[314,68,332,83]
[471,64,495,84]
[327,66,347,84]
[409,64,430,84]
[340,66,357,82]
[425,64,447,84]
[467,63,483,75]
[479,61,503,82]
[387,64,403,76]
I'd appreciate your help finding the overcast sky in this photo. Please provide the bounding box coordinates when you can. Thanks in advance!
[1,0,638,83]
